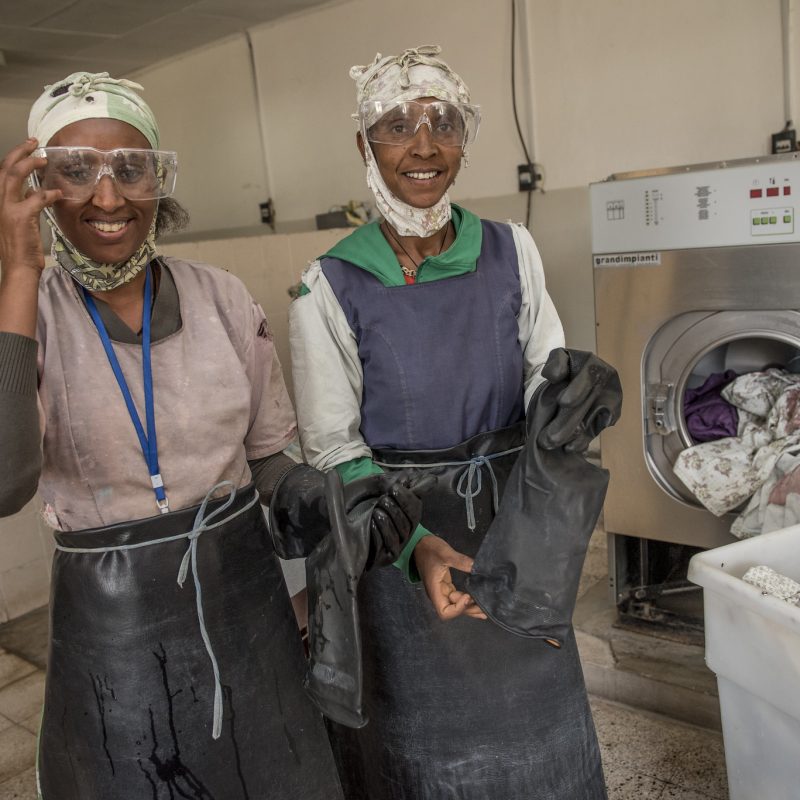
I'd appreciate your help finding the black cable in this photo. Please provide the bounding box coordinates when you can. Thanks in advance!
[511,0,534,229]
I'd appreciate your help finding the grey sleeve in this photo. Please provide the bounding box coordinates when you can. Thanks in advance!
[0,333,42,517]
[247,451,297,506]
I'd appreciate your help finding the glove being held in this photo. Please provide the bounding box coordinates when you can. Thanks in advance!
[537,348,622,453]
[269,464,426,569]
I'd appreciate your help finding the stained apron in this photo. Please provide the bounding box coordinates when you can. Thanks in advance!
[37,484,342,800]
[326,424,606,800]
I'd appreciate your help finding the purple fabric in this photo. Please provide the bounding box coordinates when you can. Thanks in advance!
[684,370,739,443]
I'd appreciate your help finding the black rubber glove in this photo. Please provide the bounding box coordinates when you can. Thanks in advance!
[537,348,623,453]
[467,371,613,643]
[269,464,428,568]
[304,470,431,728]
[345,473,430,569]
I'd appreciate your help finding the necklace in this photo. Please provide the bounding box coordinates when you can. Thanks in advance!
[382,223,449,278]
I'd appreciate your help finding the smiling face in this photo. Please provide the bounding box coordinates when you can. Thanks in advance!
[358,97,462,209]
[47,118,157,264]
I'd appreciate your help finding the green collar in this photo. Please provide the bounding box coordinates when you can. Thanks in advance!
[322,204,483,287]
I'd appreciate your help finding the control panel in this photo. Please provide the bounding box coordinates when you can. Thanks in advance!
[591,155,800,253]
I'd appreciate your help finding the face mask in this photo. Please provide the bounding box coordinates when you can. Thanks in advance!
[364,143,451,238]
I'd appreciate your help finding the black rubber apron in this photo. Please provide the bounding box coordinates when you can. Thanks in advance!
[327,425,606,800]
[37,484,342,800]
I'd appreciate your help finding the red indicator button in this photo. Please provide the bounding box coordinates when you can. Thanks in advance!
[785,186,792,196]
[767,187,780,197]
[750,189,763,198]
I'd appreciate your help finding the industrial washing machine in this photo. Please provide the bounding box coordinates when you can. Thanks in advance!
[591,153,800,626]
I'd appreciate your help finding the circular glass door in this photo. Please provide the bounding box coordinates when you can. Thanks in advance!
[642,310,800,506]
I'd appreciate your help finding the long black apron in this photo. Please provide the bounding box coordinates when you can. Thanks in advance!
[327,425,606,800]
[37,484,342,800]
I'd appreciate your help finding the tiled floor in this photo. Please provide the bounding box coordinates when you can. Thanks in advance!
[0,531,730,800]
[0,647,41,800]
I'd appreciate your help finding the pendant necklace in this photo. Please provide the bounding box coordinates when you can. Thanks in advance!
[382,223,449,279]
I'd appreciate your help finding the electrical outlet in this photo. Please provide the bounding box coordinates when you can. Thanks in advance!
[771,128,797,155]
[259,198,275,227]
[518,163,537,192]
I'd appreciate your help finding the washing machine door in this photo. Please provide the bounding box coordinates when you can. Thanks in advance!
[643,310,800,506]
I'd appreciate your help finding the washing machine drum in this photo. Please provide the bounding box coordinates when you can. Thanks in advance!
[643,309,800,506]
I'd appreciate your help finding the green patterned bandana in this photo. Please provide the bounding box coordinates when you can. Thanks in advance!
[45,207,157,292]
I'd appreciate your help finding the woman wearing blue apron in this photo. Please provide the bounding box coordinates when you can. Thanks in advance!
[289,46,621,799]
[0,71,421,799]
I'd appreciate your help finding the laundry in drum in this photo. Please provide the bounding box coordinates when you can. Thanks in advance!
[674,338,800,540]
[682,369,739,444]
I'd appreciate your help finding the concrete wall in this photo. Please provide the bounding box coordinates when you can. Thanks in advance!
[0,501,54,624]
[0,98,36,159]
[529,0,784,188]
[158,228,349,394]
[0,1,792,230]
[132,36,269,235]
[249,0,787,221]
[141,0,793,353]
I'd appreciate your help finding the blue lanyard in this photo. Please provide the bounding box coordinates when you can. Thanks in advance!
[82,265,169,514]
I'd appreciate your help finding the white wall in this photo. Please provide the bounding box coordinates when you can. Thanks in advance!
[529,0,784,188]
[249,0,524,222]
[2,1,793,232]
[0,98,35,158]
[248,0,790,225]
[129,35,269,235]
[791,0,800,132]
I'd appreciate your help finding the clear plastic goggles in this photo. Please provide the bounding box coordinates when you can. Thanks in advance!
[361,100,481,148]
[32,147,178,201]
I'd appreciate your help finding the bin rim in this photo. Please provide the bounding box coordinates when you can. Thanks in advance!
[688,523,800,632]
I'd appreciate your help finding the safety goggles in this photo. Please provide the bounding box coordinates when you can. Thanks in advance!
[361,100,481,148]
[31,147,178,201]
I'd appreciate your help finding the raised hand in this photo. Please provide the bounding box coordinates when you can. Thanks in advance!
[0,138,62,336]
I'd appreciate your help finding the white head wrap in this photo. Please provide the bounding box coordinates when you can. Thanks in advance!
[27,72,160,291]
[350,45,472,238]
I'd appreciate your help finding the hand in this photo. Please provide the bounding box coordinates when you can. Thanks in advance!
[0,138,62,277]
[412,535,487,621]
[537,348,622,453]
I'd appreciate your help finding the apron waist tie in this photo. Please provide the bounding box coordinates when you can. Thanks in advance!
[456,456,500,531]
[376,446,523,532]
[54,481,260,741]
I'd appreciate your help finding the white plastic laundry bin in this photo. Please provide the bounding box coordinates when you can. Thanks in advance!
[688,524,800,800]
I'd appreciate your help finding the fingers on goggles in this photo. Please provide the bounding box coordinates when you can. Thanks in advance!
[33,147,178,201]
[362,100,480,147]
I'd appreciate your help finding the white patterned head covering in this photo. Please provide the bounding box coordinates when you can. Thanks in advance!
[28,72,160,291]
[350,44,471,124]
[350,46,473,238]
